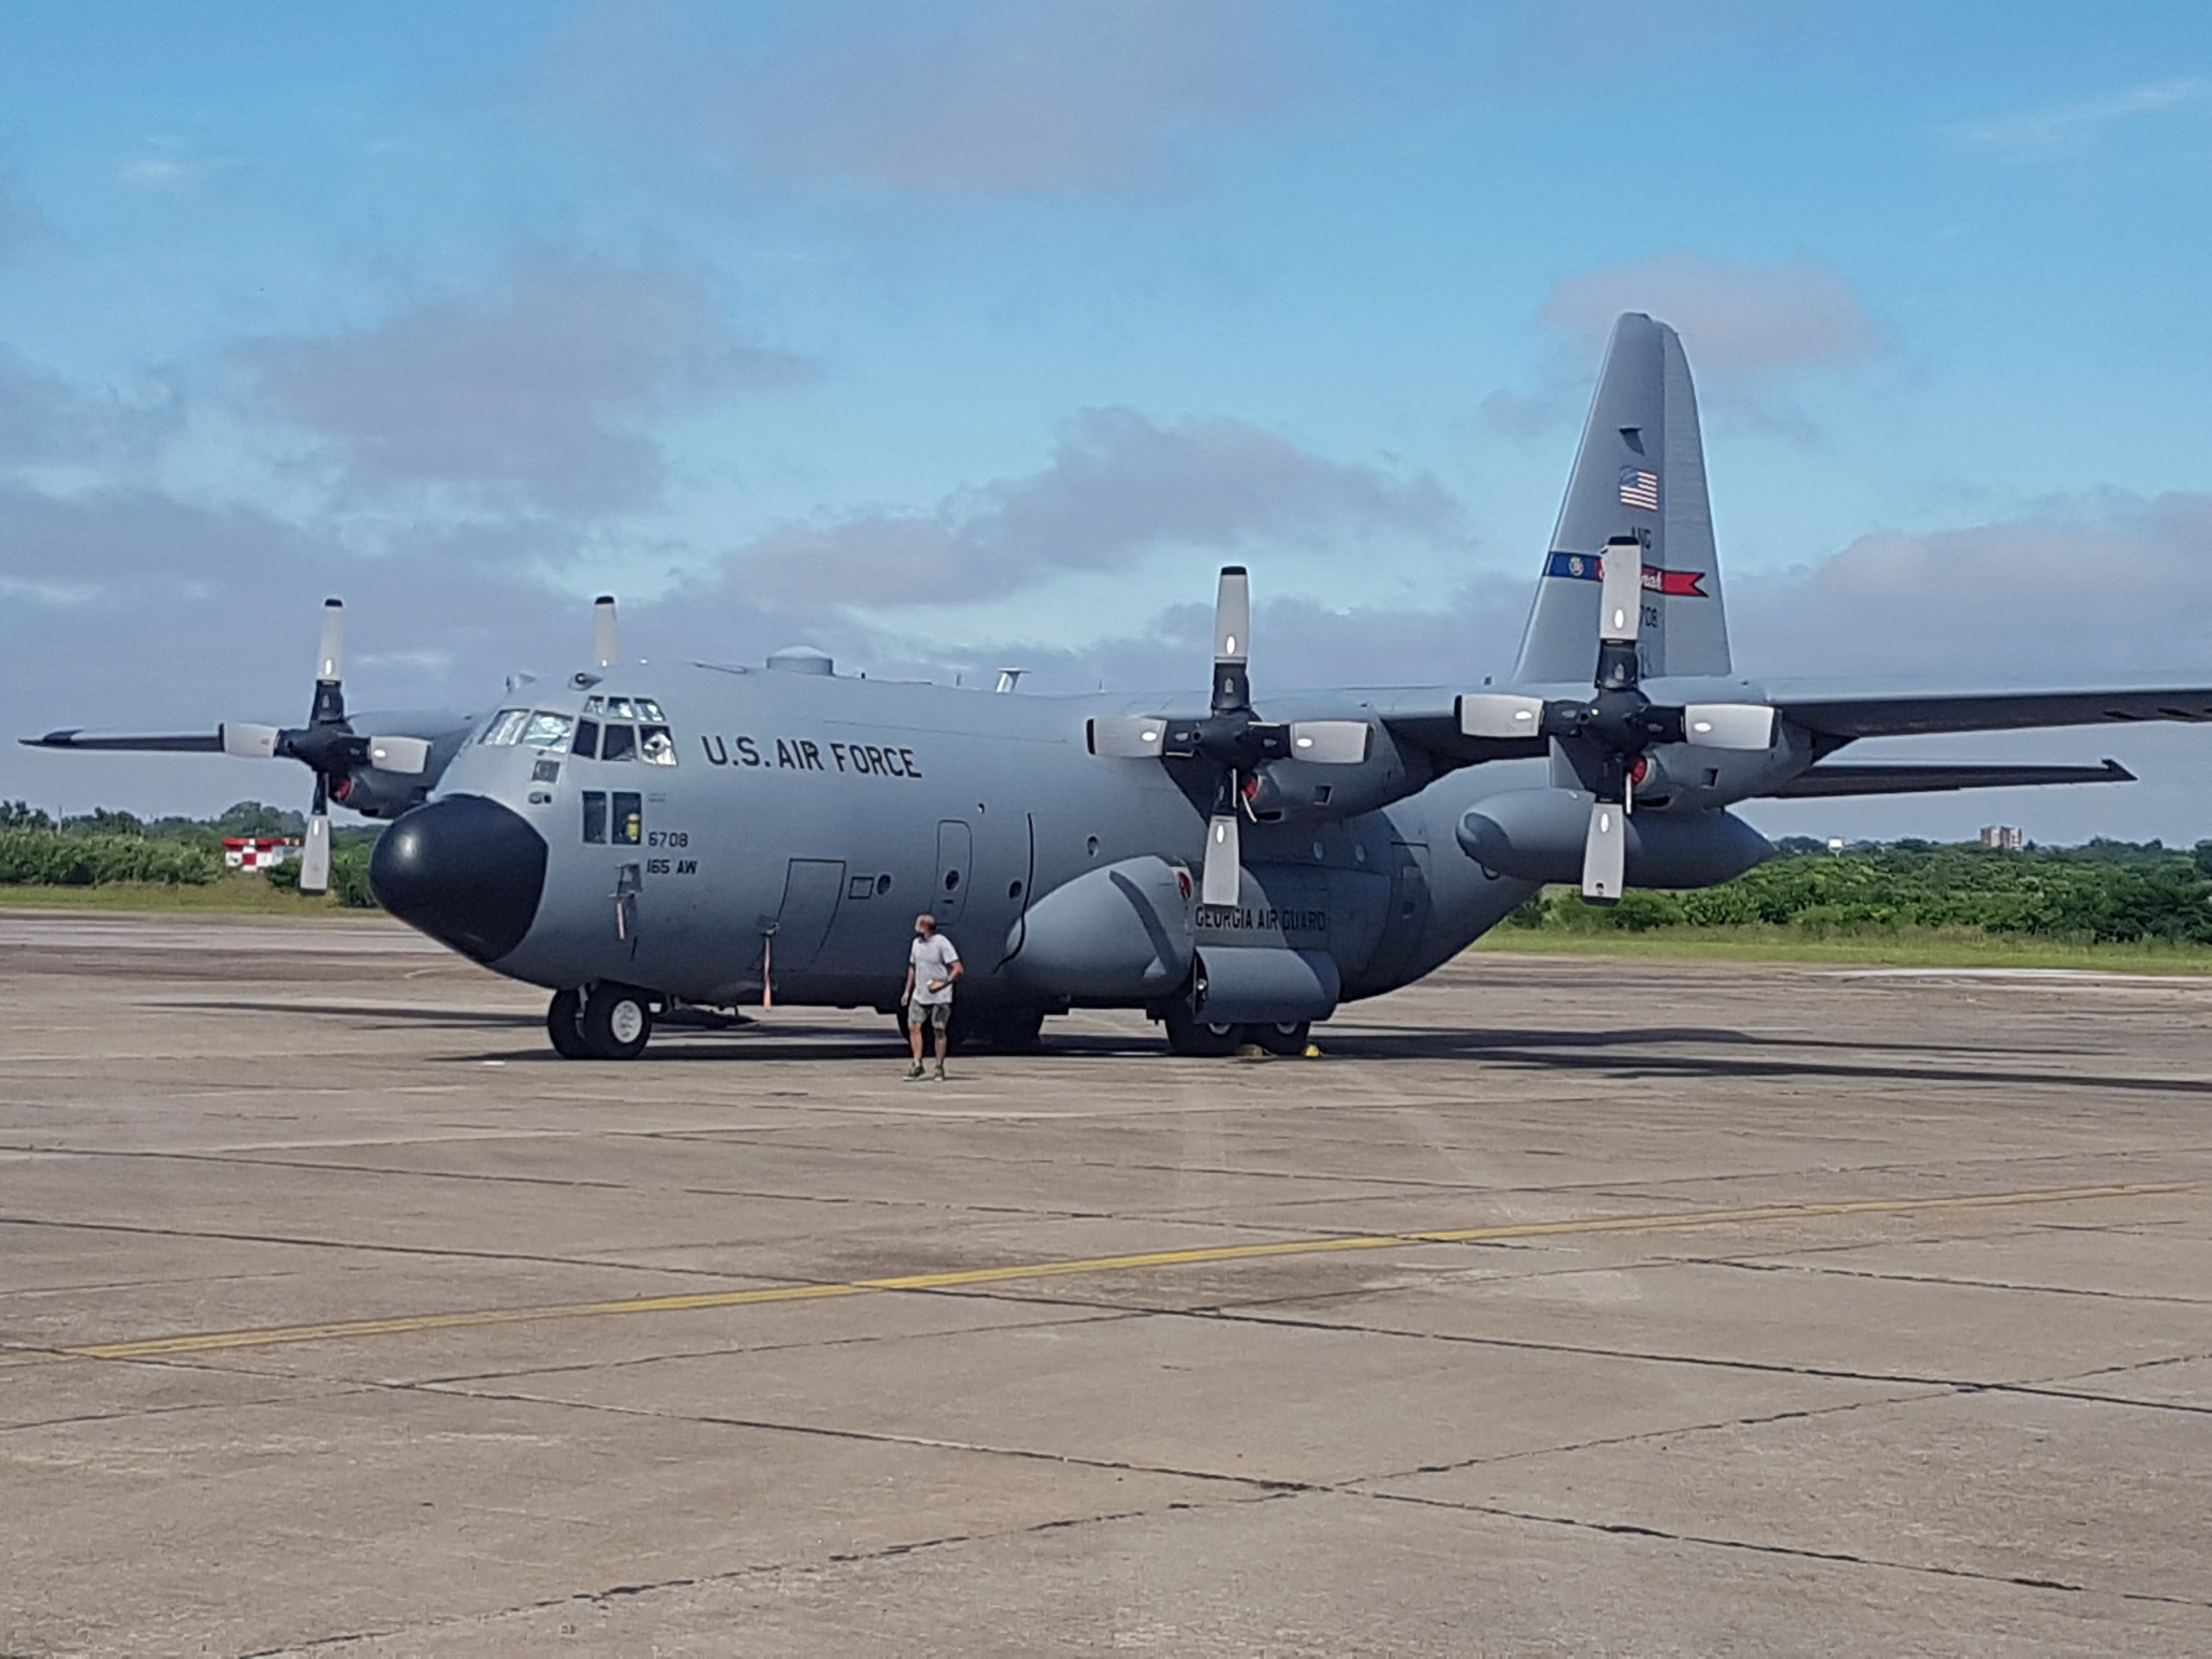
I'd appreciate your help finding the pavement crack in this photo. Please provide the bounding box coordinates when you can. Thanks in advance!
[1356,1489,2212,1610]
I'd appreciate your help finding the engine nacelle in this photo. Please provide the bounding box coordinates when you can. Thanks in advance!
[1003,855,1197,1001]
[1456,788,1773,889]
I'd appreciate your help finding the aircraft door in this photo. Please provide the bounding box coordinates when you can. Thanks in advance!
[934,819,971,928]
[771,859,848,973]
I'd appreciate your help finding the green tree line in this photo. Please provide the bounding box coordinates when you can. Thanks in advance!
[0,801,380,905]
[1510,838,2212,944]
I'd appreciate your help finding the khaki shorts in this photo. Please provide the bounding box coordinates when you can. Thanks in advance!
[910,1001,950,1031]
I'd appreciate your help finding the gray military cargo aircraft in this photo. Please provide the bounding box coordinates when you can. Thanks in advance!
[28,313,2212,1058]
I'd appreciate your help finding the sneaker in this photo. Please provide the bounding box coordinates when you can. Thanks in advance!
[932,1062,947,1081]
[905,1063,925,1080]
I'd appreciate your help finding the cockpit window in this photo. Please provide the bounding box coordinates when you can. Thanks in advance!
[479,709,530,746]
[604,696,639,721]
[582,696,606,715]
[571,718,600,759]
[635,699,666,722]
[521,712,574,750]
[639,725,677,766]
[600,723,638,762]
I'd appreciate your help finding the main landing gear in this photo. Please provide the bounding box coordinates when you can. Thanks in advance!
[548,983,655,1060]
[1159,1000,1312,1058]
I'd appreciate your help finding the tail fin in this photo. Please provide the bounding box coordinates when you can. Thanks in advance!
[1512,313,1731,683]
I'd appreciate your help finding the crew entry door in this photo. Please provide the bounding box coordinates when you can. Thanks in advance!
[934,820,971,928]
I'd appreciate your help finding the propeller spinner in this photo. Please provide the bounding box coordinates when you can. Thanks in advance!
[1088,566,1373,906]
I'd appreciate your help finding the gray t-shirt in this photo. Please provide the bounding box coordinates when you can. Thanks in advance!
[909,934,960,1005]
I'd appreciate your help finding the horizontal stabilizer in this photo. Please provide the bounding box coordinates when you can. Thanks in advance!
[1774,686,2212,740]
[1767,760,2133,798]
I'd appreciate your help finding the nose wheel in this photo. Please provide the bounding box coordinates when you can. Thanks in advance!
[547,983,655,1059]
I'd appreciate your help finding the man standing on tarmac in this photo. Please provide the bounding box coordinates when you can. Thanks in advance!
[903,912,963,1081]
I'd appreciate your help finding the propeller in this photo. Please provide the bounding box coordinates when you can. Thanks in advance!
[1457,537,1777,902]
[1087,566,1373,907]
[25,599,434,893]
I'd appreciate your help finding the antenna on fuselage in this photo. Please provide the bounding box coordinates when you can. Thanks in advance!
[995,667,1027,694]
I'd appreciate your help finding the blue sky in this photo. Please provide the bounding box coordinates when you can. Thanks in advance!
[4,0,2212,842]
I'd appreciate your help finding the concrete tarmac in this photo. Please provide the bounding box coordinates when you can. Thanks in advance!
[4,909,2212,1656]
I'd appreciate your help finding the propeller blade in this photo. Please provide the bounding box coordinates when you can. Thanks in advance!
[316,597,345,684]
[1087,716,1167,759]
[309,599,346,728]
[1682,702,1776,751]
[20,728,221,753]
[1581,798,1626,904]
[1287,720,1371,764]
[301,777,332,896]
[220,722,281,760]
[1200,810,1242,907]
[1599,538,1643,645]
[1213,566,1249,665]
[1457,693,1547,741]
[593,594,620,668]
[366,735,432,774]
[1211,566,1251,715]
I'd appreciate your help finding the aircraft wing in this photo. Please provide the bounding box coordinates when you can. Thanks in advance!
[1768,683,2212,741]
[1765,759,2134,798]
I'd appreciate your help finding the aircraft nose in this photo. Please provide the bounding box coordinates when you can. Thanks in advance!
[371,794,548,963]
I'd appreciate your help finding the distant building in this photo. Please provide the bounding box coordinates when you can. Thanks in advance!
[223,836,301,871]
[1980,825,2024,852]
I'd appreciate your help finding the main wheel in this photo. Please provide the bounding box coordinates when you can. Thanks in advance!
[1250,1020,1311,1057]
[546,988,591,1058]
[1163,1000,1241,1057]
[581,982,654,1059]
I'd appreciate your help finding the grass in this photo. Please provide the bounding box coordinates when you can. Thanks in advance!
[0,874,385,917]
[1471,924,2212,975]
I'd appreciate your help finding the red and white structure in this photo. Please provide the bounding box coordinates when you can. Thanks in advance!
[223,836,302,872]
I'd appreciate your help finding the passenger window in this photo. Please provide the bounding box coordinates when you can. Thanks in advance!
[639,724,677,766]
[600,724,637,762]
[522,712,574,750]
[582,791,607,843]
[571,718,600,758]
[612,791,642,845]
[479,709,530,746]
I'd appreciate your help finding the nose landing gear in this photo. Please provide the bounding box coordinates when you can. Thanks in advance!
[547,983,656,1059]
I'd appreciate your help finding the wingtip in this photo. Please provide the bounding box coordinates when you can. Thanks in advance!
[22,729,79,748]
[2101,758,2138,782]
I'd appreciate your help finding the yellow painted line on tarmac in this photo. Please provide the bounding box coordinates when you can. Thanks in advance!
[0,1179,2196,1370]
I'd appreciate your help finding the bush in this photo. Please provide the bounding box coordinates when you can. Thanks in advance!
[263,836,380,906]
[1511,839,2212,947]
[0,830,220,886]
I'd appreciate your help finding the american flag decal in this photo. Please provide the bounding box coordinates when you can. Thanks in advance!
[1618,467,1660,512]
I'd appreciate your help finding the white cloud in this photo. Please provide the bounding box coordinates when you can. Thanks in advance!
[717,406,1466,608]
[235,250,812,514]
[1540,251,1885,379]
[538,0,1312,196]
[1951,78,2212,161]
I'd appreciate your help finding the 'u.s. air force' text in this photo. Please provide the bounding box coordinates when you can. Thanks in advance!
[699,734,924,778]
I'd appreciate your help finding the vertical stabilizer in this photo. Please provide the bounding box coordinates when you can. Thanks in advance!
[1513,314,1730,683]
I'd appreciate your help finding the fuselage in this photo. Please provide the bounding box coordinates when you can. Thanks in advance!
[410,658,1544,1016]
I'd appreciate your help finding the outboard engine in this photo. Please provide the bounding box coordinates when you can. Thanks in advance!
[1456,788,1772,889]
